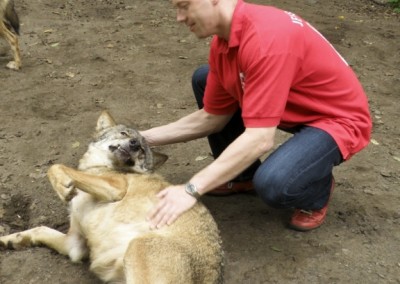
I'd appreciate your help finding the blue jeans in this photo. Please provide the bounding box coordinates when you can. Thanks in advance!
[192,64,343,210]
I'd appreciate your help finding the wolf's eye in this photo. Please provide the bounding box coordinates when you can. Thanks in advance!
[120,131,129,137]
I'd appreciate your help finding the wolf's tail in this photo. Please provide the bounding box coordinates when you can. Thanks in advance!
[3,0,20,35]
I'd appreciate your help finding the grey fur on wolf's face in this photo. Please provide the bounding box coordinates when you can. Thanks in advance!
[94,125,154,173]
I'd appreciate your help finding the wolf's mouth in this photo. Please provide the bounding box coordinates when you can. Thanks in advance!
[109,145,136,166]
[108,145,128,153]
[108,145,119,152]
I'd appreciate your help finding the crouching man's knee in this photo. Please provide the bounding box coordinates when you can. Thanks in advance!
[253,172,291,209]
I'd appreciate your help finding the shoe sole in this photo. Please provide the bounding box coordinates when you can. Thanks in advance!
[288,222,324,232]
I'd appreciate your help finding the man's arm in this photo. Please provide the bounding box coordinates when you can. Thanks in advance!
[147,126,276,229]
[189,126,276,195]
[140,109,233,146]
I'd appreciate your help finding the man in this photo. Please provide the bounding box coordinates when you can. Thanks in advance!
[142,0,372,231]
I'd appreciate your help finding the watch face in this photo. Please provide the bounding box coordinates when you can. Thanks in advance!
[188,184,195,193]
[185,183,199,198]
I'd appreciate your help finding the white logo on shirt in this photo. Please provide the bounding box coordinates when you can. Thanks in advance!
[284,11,348,66]
[285,11,304,27]
[239,72,245,91]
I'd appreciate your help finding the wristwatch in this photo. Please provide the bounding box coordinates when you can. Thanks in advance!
[184,183,201,199]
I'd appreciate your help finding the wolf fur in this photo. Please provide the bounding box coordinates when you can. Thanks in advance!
[0,0,21,70]
[0,111,224,283]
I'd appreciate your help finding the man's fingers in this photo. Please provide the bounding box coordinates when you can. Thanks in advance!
[156,188,168,198]
[166,213,179,226]
[147,198,166,222]
[156,210,175,229]
[147,185,195,229]
[148,202,172,229]
[150,205,180,229]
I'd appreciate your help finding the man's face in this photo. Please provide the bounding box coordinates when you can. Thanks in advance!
[171,0,218,38]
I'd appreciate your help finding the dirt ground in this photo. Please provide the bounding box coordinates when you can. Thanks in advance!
[0,0,399,283]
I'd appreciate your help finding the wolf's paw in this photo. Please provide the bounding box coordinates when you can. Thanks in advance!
[48,164,77,202]
[6,61,20,70]
[0,233,31,250]
[54,179,77,202]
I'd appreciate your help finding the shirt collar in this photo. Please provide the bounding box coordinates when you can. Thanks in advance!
[215,0,246,53]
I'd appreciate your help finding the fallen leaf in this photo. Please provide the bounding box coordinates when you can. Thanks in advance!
[195,155,208,161]
[72,141,80,148]
[270,246,282,252]
[66,72,75,78]
[370,139,379,145]
[380,171,392,177]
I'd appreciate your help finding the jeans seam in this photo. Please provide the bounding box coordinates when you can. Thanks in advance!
[280,141,339,208]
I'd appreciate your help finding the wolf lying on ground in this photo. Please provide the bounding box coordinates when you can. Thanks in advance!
[0,0,21,70]
[0,111,223,283]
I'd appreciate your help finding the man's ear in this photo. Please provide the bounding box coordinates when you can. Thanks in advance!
[96,111,117,132]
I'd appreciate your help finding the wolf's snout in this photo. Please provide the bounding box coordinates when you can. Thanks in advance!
[129,139,140,151]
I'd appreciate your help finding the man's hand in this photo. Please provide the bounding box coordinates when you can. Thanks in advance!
[147,185,197,229]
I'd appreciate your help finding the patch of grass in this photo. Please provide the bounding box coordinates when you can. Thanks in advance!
[388,0,400,12]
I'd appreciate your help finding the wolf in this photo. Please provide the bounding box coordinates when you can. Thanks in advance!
[0,0,21,70]
[0,111,223,283]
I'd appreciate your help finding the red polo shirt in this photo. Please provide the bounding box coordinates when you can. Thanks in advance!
[203,0,372,160]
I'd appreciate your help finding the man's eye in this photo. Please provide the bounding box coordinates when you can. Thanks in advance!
[178,3,189,10]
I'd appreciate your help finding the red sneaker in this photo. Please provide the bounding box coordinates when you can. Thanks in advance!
[207,180,254,196]
[289,177,335,231]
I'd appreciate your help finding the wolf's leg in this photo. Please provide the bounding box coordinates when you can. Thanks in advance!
[0,226,69,255]
[0,22,21,70]
[48,164,128,202]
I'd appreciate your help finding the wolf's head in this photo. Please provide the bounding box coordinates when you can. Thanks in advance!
[78,111,168,173]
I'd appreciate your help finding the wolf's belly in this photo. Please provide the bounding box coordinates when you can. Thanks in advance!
[87,224,148,283]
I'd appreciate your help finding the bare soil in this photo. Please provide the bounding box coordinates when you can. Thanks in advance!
[1,0,399,283]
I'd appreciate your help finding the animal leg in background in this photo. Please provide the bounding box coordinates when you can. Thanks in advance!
[0,0,21,70]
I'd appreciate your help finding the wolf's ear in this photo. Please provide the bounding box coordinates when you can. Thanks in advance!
[96,111,117,132]
[152,151,168,169]
[142,144,168,172]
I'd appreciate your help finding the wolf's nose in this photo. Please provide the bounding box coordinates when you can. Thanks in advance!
[129,139,140,151]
